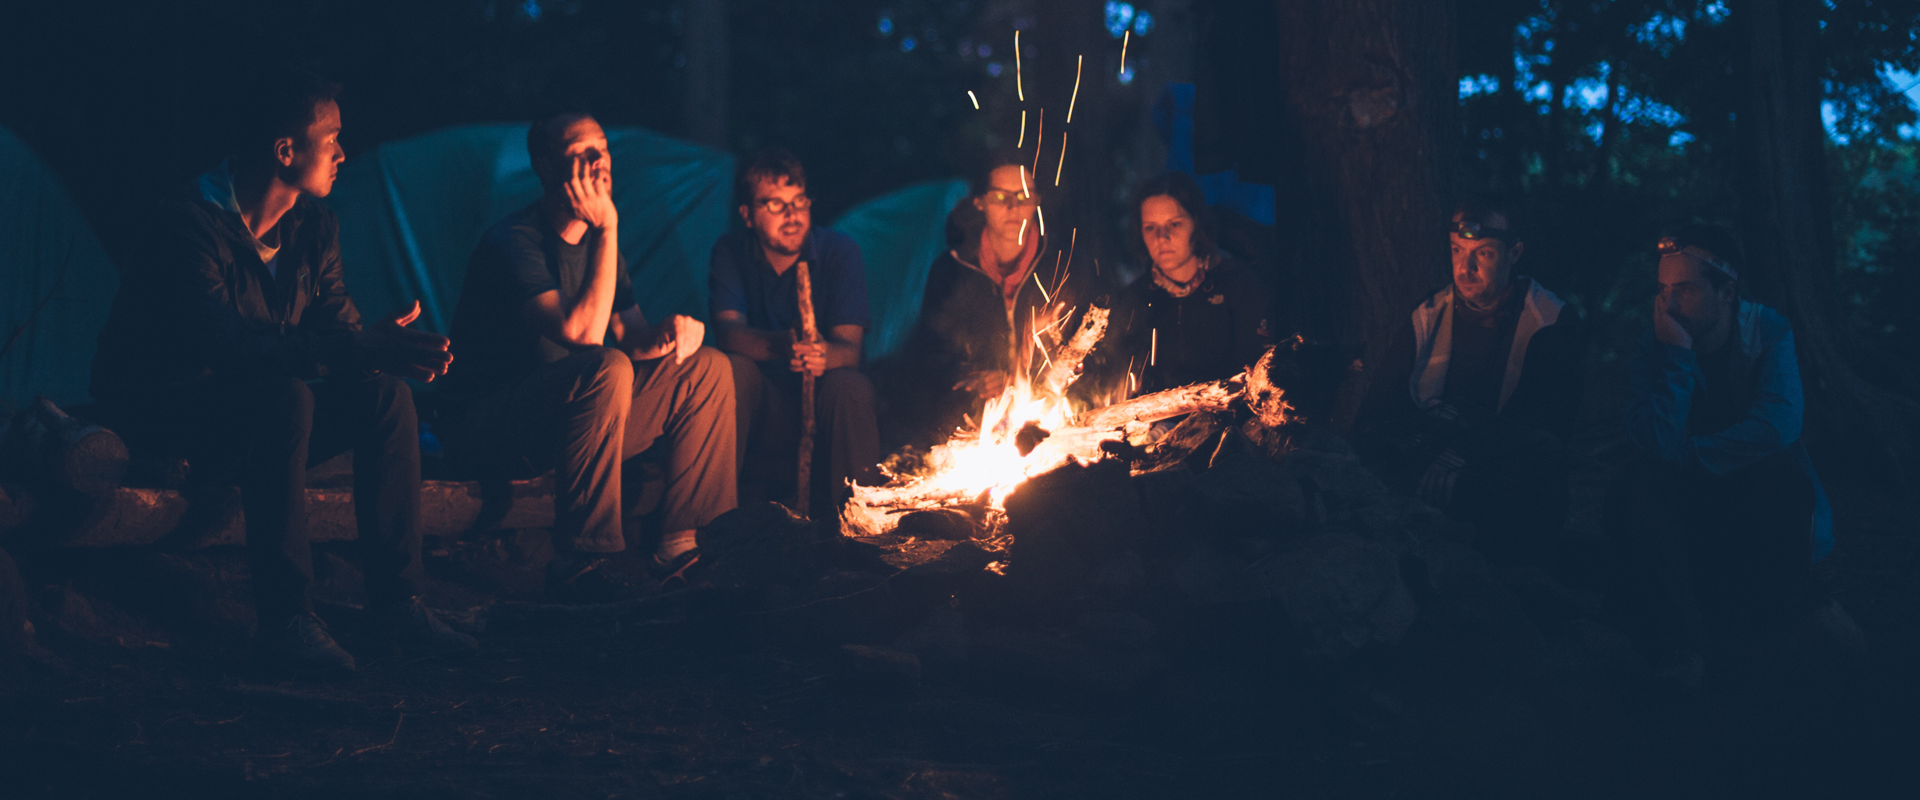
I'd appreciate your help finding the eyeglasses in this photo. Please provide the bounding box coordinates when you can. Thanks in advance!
[978,189,1040,210]
[1448,220,1512,241]
[752,195,812,216]
[1656,236,1738,281]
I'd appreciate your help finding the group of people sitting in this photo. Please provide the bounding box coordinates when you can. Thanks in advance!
[84,73,1831,685]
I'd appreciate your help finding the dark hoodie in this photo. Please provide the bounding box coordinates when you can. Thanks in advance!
[91,161,363,403]
[895,199,1089,439]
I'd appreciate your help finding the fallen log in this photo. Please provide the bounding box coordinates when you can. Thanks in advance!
[1072,373,1244,430]
[1040,305,1109,397]
[0,398,128,495]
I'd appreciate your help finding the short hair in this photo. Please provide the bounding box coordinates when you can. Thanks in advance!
[1451,192,1525,243]
[1664,223,1744,291]
[1129,171,1220,266]
[734,147,806,207]
[969,148,1031,197]
[235,68,341,166]
[526,111,595,170]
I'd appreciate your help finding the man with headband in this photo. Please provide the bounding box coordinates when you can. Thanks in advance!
[1609,223,1833,691]
[1355,195,1586,566]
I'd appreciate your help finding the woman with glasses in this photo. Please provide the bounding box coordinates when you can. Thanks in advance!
[1091,172,1276,401]
[896,154,1081,443]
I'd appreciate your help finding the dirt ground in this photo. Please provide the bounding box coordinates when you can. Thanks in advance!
[4,362,1919,799]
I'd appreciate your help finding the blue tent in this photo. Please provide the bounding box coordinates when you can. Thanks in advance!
[0,127,120,409]
[324,123,736,333]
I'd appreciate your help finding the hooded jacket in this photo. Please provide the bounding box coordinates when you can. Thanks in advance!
[92,161,362,401]
[1624,299,1833,560]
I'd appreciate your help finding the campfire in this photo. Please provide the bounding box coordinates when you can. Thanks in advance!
[843,301,1285,540]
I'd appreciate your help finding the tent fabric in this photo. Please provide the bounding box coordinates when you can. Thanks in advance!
[0,127,120,409]
[829,179,970,360]
[325,123,735,334]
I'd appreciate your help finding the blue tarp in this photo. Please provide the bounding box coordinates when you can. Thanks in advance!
[830,179,970,359]
[0,127,120,409]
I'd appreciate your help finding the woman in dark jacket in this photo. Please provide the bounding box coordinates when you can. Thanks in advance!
[897,157,1088,442]
[1093,172,1275,399]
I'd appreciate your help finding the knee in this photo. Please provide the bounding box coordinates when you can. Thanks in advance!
[571,347,634,402]
[255,376,315,427]
[818,368,874,408]
[724,350,759,392]
[370,374,417,424]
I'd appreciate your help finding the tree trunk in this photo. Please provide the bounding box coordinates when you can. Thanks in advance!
[1734,0,1917,482]
[1270,0,1458,428]
[681,0,729,148]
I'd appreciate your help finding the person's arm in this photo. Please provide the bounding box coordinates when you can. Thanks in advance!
[1622,331,1700,466]
[609,305,704,364]
[1687,326,1804,475]
[522,158,621,347]
[304,213,452,381]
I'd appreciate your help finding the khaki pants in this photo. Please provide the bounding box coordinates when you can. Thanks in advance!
[450,347,737,553]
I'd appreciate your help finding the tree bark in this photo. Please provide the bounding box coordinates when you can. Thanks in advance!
[1734,0,1917,481]
[681,0,729,148]
[1270,0,1458,429]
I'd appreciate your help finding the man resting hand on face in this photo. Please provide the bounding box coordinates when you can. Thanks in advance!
[439,112,736,601]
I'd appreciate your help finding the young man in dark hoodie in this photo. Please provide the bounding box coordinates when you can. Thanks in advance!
[91,70,474,672]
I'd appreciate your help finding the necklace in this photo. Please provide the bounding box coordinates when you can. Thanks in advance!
[1152,258,1210,298]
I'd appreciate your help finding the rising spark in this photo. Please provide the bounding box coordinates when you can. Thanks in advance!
[968,90,980,109]
[1018,217,1028,246]
[1031,272,1051,304]
[1053,131,1068,186]
[1150,328,1158,366]
[1017,110,1026,148]
[1014,30,1024,102]
[1018,163,1029,195]
[1031,109,1045,175]
[1067,55,1083,123]
[1119,31,1130,78]
[1035,205,1046,237]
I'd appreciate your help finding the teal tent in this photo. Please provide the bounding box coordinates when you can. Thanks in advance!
[830,179,969,359]
[325,123,735,333]
[0,127,120,409]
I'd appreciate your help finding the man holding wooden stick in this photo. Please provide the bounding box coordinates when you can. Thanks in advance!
[710,149,879,519]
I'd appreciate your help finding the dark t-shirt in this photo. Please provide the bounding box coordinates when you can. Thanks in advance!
[441,203,635,403]
[1442,281,1526,414]
[708,227,870,334]
[1100,259,1274,395]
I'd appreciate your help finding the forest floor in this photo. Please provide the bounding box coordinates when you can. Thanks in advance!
[3,362,1918,799]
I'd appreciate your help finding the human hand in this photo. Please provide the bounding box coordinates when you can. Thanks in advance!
[354,300,453,381]
[1653,294,1693,350]
[1417,448,1466,509]
[564,153,617,230]
[952,370,1008,399]
[788,337,827,377]
[658,315,705,364]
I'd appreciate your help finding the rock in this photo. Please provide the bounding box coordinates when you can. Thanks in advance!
[838,644,922,686]
[1406,539,1544,651]
[47,487,189,548]
[1004,458,1150,604]
[0,482,34,534]
[891,508,977,541]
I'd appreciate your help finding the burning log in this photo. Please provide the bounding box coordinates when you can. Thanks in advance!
[1039,305,1108,397]
[1072,374,1244,431]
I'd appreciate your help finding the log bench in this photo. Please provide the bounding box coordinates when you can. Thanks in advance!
[5,476,557,549]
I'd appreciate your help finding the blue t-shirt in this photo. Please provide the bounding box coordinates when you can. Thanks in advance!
[442,203,636,401]
[708,228,870,334]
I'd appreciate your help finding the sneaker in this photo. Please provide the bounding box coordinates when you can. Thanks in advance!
[259,612,356,673]
[650,548,701,589]
[373,597,478,656]
[545,550,658,603]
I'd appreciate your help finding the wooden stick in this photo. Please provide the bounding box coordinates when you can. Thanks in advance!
[1040,305,1109,398]
[794,261,820,518]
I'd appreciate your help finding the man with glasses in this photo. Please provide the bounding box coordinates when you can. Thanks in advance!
[1608,224,1833,690]
[709,148,879,517]
[440,112,736,600]
[1355,196,1585,565]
